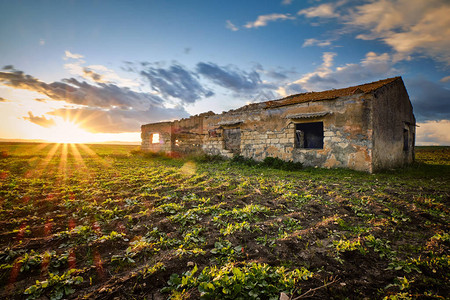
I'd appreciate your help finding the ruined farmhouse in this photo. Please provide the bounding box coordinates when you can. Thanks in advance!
[141,77,415,173]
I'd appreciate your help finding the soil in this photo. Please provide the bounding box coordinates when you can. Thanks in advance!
[0,144,448,299]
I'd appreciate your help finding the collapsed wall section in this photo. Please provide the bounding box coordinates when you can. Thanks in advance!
[141,121,172,153]
[171,113,212,155]
[140,112,214,155]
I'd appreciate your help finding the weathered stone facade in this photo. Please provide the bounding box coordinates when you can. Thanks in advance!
[141,77,415,172]
[141,112,214,155]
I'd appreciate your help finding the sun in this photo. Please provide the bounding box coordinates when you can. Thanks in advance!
[45,119,92,143]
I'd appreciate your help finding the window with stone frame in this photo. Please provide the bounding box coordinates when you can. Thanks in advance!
[151,133,160,144]
[295,122,324,149]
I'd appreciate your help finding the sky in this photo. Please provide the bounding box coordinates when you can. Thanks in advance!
[0,0,449,145]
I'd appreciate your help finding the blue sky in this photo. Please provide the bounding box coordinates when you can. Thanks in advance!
[0,0,449,144]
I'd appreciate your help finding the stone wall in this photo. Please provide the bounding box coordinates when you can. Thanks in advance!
[202,93,374,172]
[371,78,415,171]
[141,121,172,153]
[141,112,214,155]
[141,78,414,173]
[171,114,211,155]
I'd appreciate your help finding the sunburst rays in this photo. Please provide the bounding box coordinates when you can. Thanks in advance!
[6,142,115,287]
[30,143,61,178]
[57,143,68,185]
[69,143,91,178]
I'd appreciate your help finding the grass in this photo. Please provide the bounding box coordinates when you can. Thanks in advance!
[0,142,448,299]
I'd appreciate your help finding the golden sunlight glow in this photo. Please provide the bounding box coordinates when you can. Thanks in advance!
[0,96,142,143]
[45,119,91,144]
[180,161,197,176]
[32,143,60,177]
[57,143,68,184]
[70,143,91,177]
[34,117,141,144]
[152,133,160,144]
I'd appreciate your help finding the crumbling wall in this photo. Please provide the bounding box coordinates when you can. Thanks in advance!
[141,122,172,153]
[141,112,214,155]
[371,78,415,171]
[141,78,414,173]
[171,115,206,155]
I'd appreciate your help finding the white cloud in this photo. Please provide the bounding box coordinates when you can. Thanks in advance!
[244,13,295,29]
[416,120,450,145]
[64,50,84,60]
[298,2,341,18]
[226,20,239,31]
[282,0,293,5]
[321,52,336,69]
[362,52,390,64]
[348,0,450,65]
[280,51,395,94]
[39,39,45,46]
[302,38,332,47]
[63,53,138,87]
[84,65,139,87]
[287,52,336,91]
[64,62,84,78]
[297,0,450,65]
[440,76,450,83]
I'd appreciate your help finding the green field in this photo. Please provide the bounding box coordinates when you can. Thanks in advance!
[0,143,448,299]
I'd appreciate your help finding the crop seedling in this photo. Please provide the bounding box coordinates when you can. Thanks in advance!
[220,221,251,236]
[182,227,206,247]
[162,262,313,299]
[138,262,166,280]
[386,259,422,274]
[330,237,367,261]
[255,234,277,248]
[156,202,184,214]
[0,247,25,265]
[175,245,206,257]
[364,235,396,259]
[24,269,84,300]
[17,250,42,272]
[98,231,128,242]
[210,240,243,264]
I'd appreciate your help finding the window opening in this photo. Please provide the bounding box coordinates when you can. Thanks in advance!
[403,129,409,152]
[151,133,160,144]
[295,122,323,149]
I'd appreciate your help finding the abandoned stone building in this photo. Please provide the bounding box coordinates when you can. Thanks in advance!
[141,77,415,172]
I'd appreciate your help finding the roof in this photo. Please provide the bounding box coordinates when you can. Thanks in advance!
[217,120,243,126]
[143,77,403,126]
[264,77,401,109]
[285,112,330,119]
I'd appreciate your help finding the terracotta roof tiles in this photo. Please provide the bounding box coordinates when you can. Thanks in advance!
[264,77,400,109]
